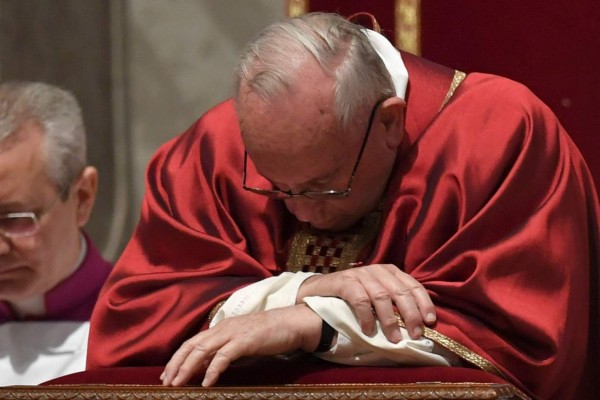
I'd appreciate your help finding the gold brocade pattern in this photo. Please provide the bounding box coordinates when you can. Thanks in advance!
[395,0,421,55]
[396,316,508,380]
[287,0,308,17]
[440,70,467,111]
[286,210,382,273]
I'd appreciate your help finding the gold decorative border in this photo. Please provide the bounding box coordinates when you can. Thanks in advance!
[288,0,308,17]
[395,0,421,55]
[1,382,530,400]
[440,70,467,111]
[287,0,422,55]
[396,316,510,384]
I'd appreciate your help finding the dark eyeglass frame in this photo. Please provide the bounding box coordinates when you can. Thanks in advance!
[242,98,386,200]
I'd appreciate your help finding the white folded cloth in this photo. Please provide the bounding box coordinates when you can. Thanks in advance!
[211,272,458,367]
[0,321,89,386]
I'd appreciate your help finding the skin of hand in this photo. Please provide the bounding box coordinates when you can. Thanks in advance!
[296,264,436,341]
[161,303,322,387]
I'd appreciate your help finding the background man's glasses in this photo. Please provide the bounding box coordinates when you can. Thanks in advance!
[0,187,68,238]
[0,212,40,238]
[242,98,385,200]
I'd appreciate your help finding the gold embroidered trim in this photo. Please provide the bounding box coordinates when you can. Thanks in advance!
[440,70,466,111]
[208,300,226,323]
[287,0,308,17]
[0,383,533,399]
[396,316,507,380]
[286,210,381,273]
[395,0,421,55]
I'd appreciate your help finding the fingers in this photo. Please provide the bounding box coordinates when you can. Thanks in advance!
[391,284,425,338]
[336,268,403,342]
[358,274,401,342]
[162,306,317,387]
[346,285,377,336]
[162,333,242,387]
[162,337,214,386]
[335,264,436,342]
[201,348,234,387]
[411,281,437,325]
[298,273,379,337]
[387,266,436,339]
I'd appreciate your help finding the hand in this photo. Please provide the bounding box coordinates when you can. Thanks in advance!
[296,263,435,342]
[161,303,321,387]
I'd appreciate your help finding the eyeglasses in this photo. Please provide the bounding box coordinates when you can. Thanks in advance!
[242,98,386,200]
[0,212,41,238]
[0,188,67,238]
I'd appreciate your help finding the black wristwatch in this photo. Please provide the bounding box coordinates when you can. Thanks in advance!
[315,318,336,353]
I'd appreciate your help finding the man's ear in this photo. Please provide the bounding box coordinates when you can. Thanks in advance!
[74,166,98,227]
[379,97,406,149]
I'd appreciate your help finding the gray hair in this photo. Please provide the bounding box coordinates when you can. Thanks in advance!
[0,81,86,199]
[234,12,396,130]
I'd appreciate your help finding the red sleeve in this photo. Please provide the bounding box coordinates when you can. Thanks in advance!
[373,73,599,399]
[87,100,294,368]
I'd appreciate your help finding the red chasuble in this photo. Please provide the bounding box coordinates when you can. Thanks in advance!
[87,53,599,400]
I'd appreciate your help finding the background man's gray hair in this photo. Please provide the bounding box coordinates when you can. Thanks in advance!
[234,12,396,130]
[0,81,86,199]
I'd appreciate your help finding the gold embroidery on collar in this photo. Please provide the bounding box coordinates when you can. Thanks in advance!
[440,70,467,111]
[286,210,382,273]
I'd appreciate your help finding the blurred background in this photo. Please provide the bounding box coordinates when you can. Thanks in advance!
[0,0,285,261]
[1,0,597,262]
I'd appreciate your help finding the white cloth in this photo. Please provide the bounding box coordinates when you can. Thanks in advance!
[211,272,457,367]
[363,28,408,99]
[304,296,457,366]
[210,272,314,324]
[0,321,89,386]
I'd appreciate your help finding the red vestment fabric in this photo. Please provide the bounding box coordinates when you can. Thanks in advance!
[87,53,599,400]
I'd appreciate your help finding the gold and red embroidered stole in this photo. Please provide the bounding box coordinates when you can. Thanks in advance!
[285,210,382,273]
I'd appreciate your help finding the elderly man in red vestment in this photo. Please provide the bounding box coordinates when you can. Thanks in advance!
[88,13,599,400]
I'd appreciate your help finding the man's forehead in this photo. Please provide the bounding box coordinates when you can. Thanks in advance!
[0,168,54,213]
[238,96,338,153]
[237,58,339,148]
[0,119,43,151]
[0,124,53,207]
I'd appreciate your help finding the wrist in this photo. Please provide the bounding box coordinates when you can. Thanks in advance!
[295,274,320,304]
[297,304,324,352]
[314,318,336,353]
[295,304,337,353]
